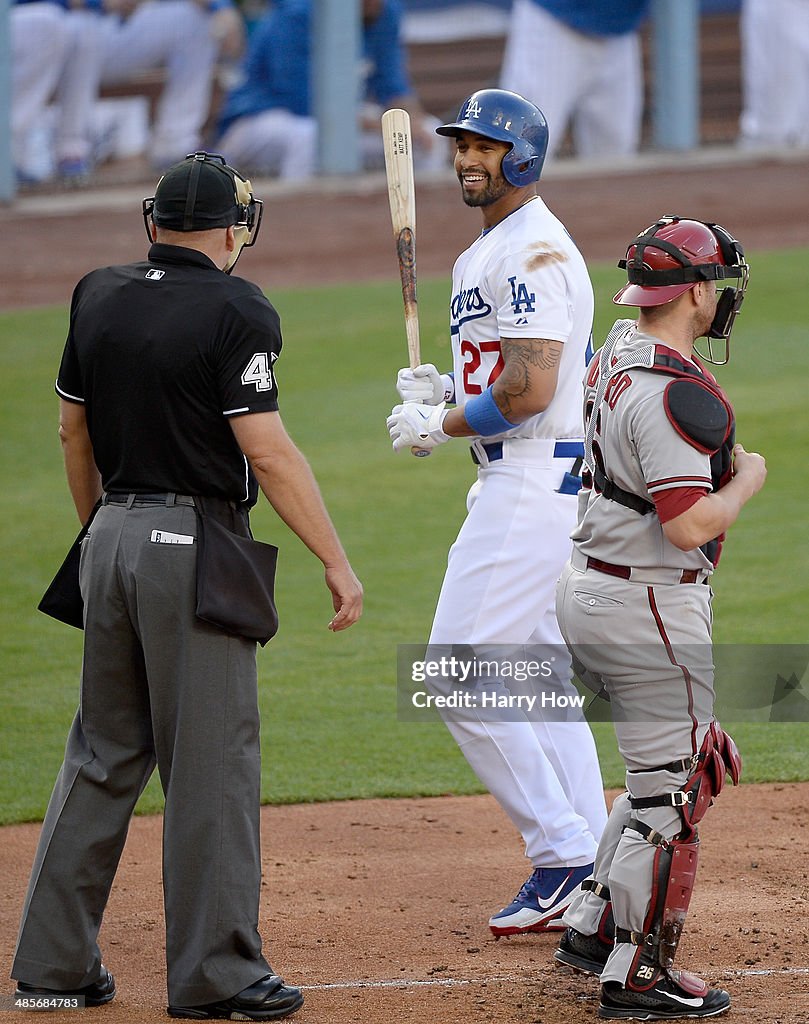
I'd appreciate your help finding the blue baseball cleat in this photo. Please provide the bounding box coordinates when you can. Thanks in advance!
[489,863,594,936]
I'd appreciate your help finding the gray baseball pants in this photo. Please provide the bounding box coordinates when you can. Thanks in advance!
[555,560,715,985]
[12,499,272,1006]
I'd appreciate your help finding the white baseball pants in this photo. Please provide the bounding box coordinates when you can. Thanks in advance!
[739,0,809,148]
[500,0,643,160]
[99,0,218,165]
[218,109,448,180]
[11,3,101,174]
[218,110,320,180]
[428,457,607,868]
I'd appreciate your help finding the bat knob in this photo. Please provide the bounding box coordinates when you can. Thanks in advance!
[411,447,432,458]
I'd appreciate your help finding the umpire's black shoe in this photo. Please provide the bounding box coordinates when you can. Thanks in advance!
[598,970,731,1019]
[167,973,304,1021]
[554,926,612,976]
[15,966,116,1006]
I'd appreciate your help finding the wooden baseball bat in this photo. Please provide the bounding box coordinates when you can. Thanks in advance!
[381,108,431,458]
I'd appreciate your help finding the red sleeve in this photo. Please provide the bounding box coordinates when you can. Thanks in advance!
[653,485,710,524]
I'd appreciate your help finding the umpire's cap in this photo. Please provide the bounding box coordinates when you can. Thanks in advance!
[144,152,260,233]
[142,152,263,272]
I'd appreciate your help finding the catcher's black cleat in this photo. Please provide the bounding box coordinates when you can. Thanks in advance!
[554,926,612,976]
[598,970,731,1020]
[168,972,303,1021]
[15,966,116,1006]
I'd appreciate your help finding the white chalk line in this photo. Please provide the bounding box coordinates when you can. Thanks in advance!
[301,976,508,991]
[301,966,809,992]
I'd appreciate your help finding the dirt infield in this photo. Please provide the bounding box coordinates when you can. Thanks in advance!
[1,787,808,1023]
[2,150,809,1022]
[2,151,809,310]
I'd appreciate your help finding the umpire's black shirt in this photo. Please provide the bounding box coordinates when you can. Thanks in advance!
[57,244,282,504]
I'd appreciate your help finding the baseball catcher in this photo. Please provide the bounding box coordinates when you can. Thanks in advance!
[553,216,766,1019]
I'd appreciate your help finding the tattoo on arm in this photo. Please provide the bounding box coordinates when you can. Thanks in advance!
[495,338,564,419]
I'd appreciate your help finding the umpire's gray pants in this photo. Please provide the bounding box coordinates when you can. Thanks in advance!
[556,561,715,985]
[12,501,271,1006]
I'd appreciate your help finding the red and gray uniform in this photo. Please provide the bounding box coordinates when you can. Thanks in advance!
[556,319,735,987]
[573,319,734,575]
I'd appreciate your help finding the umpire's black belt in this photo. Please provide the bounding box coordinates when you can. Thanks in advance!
[103,492,197,507]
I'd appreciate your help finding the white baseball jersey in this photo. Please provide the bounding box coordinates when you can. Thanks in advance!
[450,195,594,441]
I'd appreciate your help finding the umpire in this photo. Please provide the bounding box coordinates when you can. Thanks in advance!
[11,152,362,1020]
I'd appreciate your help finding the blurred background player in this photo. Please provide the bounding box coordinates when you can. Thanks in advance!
[738,0,809,150]
[11,0,102,183]
[500,0,651,161]
[216,0,446,180]
[387,88,607,935]
[96,0,245,170]
[14,0,246,183]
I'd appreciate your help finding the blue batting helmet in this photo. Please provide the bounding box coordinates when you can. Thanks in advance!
[436,89,549,187]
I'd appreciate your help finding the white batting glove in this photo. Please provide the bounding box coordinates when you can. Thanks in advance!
[387,402,450,453]
[396,364,453,405]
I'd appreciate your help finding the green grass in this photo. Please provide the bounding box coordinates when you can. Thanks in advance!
[1,248,807,824]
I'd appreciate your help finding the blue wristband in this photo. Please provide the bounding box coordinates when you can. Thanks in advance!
[464,386,518,437]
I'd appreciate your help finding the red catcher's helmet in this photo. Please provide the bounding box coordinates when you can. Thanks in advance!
[613,216,749,362]
[613,216,744,308]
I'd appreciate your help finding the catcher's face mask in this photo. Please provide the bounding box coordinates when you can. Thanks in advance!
[700,221,748,365]
[142,152,264,275]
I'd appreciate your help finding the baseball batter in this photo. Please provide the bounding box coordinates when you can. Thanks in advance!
[553,216,766,1019]
[387,89,607,935]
